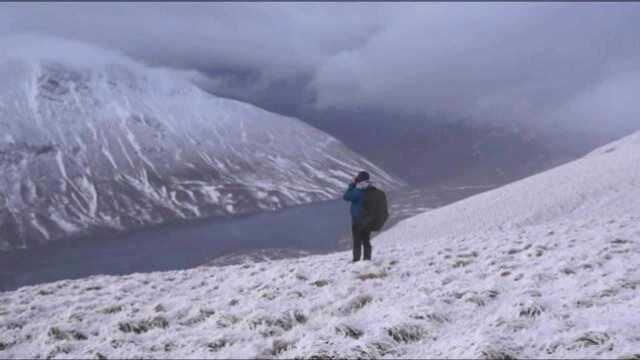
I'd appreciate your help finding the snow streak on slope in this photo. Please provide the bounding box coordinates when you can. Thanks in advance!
[1,130,639,358]
[0,36,400,251]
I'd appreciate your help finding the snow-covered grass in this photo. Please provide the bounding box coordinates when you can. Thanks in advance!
[1,131,639,359]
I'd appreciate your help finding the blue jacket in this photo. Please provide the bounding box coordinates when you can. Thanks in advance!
[343,183,365,220]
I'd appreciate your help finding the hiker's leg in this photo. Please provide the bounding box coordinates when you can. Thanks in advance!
[363,230,372,260]
[352,223,362,262]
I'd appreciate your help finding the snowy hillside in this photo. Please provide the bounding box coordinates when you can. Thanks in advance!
[383,130,640,241]
[1,130,638,358]
[0,36,399,251]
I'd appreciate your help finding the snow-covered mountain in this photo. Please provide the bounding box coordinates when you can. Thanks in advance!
[1,128,638,358]
[0,36,400,251]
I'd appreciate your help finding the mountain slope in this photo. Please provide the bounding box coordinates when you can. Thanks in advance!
[296,107,606,188]
[0,36,400,251]
[382,130,640,241]
[0,131,638,358]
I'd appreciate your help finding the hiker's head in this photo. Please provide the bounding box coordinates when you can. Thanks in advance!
[355,171,370,184]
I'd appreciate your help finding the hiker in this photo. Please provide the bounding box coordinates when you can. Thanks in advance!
[343,171,389,262]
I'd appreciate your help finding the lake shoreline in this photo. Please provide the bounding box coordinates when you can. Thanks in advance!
[0,185,495,292]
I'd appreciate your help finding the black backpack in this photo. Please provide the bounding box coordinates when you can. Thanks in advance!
[363,187,389,231]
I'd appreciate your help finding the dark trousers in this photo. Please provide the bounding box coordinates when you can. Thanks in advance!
[352,223,372,261]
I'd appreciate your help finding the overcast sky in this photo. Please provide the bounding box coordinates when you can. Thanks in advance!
[2,2,640,136]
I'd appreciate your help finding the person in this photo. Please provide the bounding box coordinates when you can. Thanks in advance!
[343,171,374,262]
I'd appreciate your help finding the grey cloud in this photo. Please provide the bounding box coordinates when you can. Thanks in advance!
[311,4,640,131]
[2,2,640,136]
[3,3,381,77]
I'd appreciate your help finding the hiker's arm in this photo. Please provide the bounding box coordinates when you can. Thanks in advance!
[343,183,357,202]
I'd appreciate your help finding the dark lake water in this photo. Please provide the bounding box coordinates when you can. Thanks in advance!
[0,199,351,292]
[0,185,495,292]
